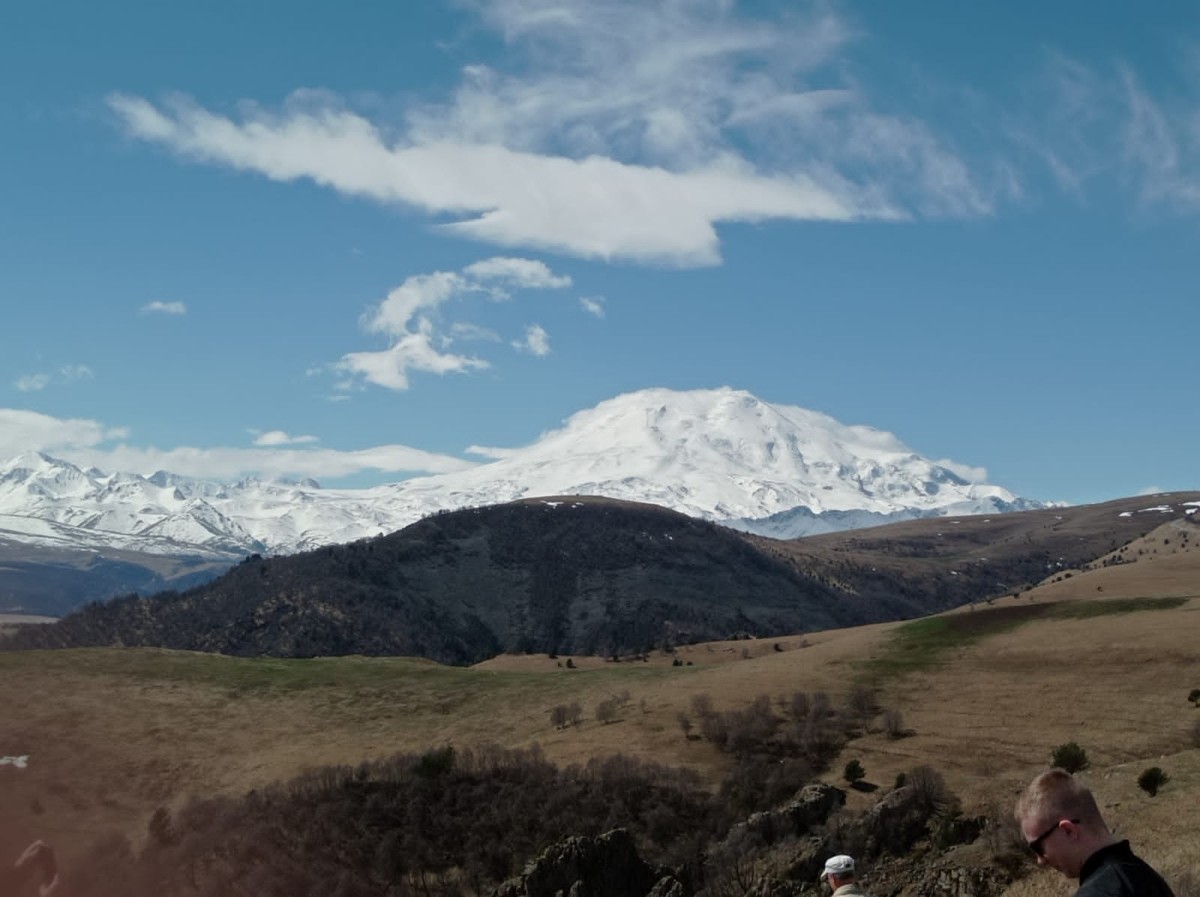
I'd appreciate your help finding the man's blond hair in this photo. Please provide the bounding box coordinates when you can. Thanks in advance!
[1014,768,1104,828]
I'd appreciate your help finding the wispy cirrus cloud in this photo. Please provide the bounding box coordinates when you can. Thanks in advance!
[140,300,187,315]
[579,296,605,318]
[1008,48,1200,214]
[14,365,94,393]
[336,255,569,391]
[103,0,1005,266]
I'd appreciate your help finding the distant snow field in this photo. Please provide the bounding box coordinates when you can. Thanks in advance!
[0,613,58,625]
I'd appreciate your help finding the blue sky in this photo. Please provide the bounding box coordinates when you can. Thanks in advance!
[1,0,1197,505]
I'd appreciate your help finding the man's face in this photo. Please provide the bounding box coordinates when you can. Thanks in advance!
[1020,815,1080,878]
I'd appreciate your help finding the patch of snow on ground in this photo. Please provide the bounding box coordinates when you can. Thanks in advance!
[0,755,29,768]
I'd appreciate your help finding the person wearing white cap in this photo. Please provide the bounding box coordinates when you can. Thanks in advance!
[820,854,868,897]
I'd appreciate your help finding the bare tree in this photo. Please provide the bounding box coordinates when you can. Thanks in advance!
[882,707,906,738]
[596,699,618,725]
[690,693,714,718]
[677,712,693,739]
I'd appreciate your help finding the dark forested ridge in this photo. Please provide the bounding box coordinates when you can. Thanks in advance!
[6,492,1197,663]
[2,498,853,662]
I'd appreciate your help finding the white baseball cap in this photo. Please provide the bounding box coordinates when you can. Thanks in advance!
[820,855,855,881]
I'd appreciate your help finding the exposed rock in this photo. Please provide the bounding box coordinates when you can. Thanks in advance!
[646,875,688,897]
[911,863,1012,897]
[492,828,675,897]
[852,784,938,857]
[737,783,846,846]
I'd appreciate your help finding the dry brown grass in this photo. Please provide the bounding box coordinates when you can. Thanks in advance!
[2,545,1198,893]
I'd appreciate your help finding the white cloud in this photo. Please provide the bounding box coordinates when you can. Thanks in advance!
[450,322,501,342]
[365,271,466,337]
[935,459,989,484]
[107,0,999,266]
[0,408,128,458]
[107,94,869,266]
[338,256,570,391]
[61,364,93,381]
[463,256,572,289]
[141,300,187,315]
[464,444,520,460]
[14,374,51,393]
[338,322,490,391]
[251,429,319,447]
[579,296,605,318]
[14,365,93,393]
[0,407,474,480]
[68,443,475,480]
[513,323,551,356]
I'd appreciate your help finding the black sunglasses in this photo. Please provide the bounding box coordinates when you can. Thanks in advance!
[1028,818,1080,856]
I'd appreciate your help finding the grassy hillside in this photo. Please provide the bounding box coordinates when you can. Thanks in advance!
[2,528,1198,895]
[756,492,1200,614]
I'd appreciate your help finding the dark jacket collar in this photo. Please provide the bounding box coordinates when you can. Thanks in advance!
[1080,840,1132,883]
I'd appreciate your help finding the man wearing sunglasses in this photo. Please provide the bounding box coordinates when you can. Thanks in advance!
[1014,769,1174,897]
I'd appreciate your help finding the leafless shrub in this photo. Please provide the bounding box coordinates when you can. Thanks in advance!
[907,765,952,816]
[980,798,1027,873]
[691,692,715,718]
[789,691,810,720]
[846,684,876,728]
[595,699,618,725]
[677,712,693,739]
[882,708,906,738]
[810,691,833,718]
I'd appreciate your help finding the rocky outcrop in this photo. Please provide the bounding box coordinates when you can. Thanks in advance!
[736,783,846,847]
[912,863,1013,897]
[492,828,682,897]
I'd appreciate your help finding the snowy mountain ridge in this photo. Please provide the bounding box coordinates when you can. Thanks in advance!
[0,387,1045,559]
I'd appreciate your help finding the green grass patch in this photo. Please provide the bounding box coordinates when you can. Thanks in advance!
[1048,596,1189,619]
[860,610,1036,679]
[0,646,680,712]
[861,596,1190,679]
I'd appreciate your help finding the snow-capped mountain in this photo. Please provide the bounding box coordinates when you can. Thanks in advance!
[0,387,1044,560]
